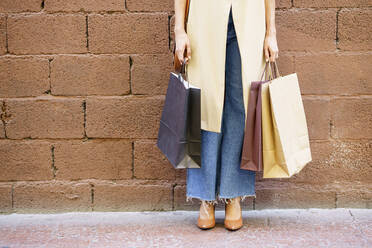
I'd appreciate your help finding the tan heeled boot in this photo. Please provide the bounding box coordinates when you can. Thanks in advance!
[197,200,216,229]
[224,196,243,231]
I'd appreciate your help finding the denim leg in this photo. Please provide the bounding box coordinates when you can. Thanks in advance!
[218,8,256,202]
[186,129,222,204]
[186,7,256,205]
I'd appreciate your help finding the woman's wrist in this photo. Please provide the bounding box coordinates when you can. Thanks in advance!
[265,27,276,36]
[174,26,186,34]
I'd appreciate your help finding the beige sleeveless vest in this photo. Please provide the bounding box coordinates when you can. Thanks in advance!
[186,0,266,133]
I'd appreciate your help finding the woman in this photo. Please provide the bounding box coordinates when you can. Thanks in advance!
[174,0,279,230]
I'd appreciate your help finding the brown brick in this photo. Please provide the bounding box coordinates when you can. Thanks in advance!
[276,0,292,8]
[51,55,130,96]
[175,169,186,184]
[288,140,372,184]
[337,188,372,208]
[0,184,12,212]
[276,54,295,76]
[0,57,49,97]
[8,14,86,54]
[93,182,172,211]
[276,10,336,51]
[54,140,132,180]
[86,96,163,138]
[338,9,372,51]
[45,0,125,12]
[131,54,173,95]
[173,185,198,210]
[296,54,372,95]
[5,98,84,139]
[127,0,173,12]
[0,0,42,13]
[0,140,53,181]
[13,181,91,213]
[255,182,336,209]
[88,13,168,54]
[294,0,372,8]
[331,97,372,139]
[302,97,330,140]
[0,16,6,55]
[134,140,175,180]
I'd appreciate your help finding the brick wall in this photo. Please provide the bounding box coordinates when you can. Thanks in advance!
[0,0,371,213]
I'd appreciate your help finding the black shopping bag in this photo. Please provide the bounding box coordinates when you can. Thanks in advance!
[156,61,201,169]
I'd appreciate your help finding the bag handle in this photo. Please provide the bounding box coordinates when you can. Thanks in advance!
[271,60,281,78]
[260,61,273,81]
[177,57,189,87]
[260,60,281,81]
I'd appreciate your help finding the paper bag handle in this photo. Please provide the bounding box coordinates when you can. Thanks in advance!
[178,57,189,87]
[260,60,281,81]
[260,61,273,81]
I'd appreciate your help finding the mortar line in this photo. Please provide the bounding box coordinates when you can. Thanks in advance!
[329,118,333,140]
[2,7,371,16]
[47,58,53,94]
[168,15,172,51]
[51,145,57,178]
[131,141,135,179]
[335,191,337,208]
[0,50,371,57]
[82,100,87,138]
[0,94,371,100]
[172,183,176,211]
[11,183,14,210]
[85,16,89,51]
[90,183,95,211]
[5,15,9,54]
[0,137,371,143]
[335,8,341,50]
[124,0,128,11]
[129,56,133,95]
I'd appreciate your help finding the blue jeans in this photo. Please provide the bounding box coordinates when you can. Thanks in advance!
[186,7,256,205]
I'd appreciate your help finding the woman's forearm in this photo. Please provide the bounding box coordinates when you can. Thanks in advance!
[174,0,187,33]
[265,0,276,36]
[264,0,279,62]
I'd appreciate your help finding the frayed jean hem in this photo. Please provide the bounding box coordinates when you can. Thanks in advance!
[186,193,256,205]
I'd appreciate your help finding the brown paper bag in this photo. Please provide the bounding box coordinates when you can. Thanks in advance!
[261,62,312,178]
[240,63,271,171]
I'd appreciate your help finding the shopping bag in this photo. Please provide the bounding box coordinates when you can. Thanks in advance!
[240,63,271,171]
[261,61,312,178]
[156,59,201,169]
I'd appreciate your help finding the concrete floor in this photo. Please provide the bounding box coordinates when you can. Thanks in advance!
[0,209,371,248]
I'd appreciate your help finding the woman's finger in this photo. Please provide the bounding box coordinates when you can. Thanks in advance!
[176,45,185,64]
[268,47,274,62]
[186,41,191,61]
[264,46,270,62]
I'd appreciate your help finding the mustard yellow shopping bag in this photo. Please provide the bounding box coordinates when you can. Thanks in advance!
[261,62,312,178]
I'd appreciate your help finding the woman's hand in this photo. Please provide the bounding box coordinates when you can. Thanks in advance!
[175,29,191,66]
[263,32,279,62]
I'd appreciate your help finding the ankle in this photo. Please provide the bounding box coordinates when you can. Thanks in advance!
[224,196,241,204]
[201,199,217,206]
